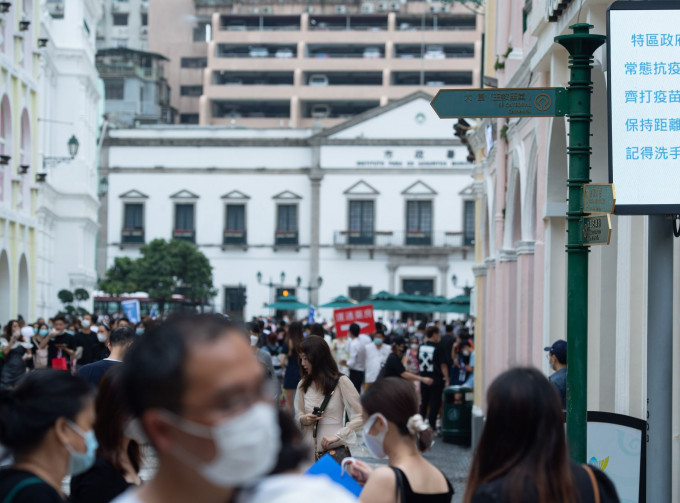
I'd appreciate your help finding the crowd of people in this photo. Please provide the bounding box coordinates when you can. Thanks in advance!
[0,311,618,503]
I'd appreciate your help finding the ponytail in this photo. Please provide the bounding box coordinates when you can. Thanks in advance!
[407,414,434,452]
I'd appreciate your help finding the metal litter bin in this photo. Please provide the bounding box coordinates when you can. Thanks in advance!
[441,385,473,446]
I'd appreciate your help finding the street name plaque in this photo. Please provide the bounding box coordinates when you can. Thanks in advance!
[430,87,568,118]
[583,183,616,214]
[583,214,612,246]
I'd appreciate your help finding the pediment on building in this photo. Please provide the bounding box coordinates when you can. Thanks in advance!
[401,180,437,196]
[272,190,302,200]
[221,190,251,200]
[343,180,380,195]
[170,190,200,199]
[119,189,148,199]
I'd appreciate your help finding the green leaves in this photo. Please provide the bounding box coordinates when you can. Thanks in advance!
[98,239,216,312]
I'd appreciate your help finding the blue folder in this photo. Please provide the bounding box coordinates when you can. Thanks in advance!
[305,454,363,497]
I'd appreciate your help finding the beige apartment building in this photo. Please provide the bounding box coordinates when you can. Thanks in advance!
[148,0,482,128]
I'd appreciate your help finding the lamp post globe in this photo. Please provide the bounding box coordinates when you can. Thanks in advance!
[68,135,79,158]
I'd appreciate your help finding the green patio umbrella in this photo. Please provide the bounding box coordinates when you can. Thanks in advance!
[265,295,310,310]
[319,295,358,309]
[359,291,412,312]
[428,295,470,314]
[395,292,445,313]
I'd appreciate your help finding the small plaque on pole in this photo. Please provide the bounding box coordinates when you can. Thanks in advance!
[584,183,616,214]
[583,214,612,246]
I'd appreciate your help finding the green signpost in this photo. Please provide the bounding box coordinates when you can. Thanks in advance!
[430,87,568,118]
[430,23,607,463]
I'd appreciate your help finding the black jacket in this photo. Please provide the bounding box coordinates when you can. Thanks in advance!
[471,462,620,503]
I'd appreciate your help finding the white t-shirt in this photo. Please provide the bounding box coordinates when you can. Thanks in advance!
[114,475,358,503]
[365,343,391,383]
[112,490,144,503]
[238,474,358,503]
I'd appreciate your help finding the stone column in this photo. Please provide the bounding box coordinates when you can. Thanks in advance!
[309,140,323,306]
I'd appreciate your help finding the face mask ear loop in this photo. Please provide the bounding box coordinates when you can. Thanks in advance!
[159,410,214,439]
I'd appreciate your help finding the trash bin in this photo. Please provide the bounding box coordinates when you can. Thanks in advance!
[441,385,473,446]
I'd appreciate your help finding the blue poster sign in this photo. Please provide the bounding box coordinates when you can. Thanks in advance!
[121,299,141,325]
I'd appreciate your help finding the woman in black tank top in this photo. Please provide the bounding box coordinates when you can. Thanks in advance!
[344,377,454,503]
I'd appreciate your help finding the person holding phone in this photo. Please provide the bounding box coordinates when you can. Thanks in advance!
[39,315,76,370]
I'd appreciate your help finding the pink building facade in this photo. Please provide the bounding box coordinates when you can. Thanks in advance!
[470,1,680,498]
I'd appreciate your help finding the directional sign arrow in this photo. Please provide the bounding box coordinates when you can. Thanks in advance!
[340,321,370,332]
[583,214,612,246]
[584,183,616,214]
[430,87,568,118]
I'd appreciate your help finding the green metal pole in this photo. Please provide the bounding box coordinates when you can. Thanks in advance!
[554,24,605,463]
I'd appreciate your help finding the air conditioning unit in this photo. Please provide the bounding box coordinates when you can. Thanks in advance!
[251,7,259,14]
[378,2,389,11]
[429,5,440,13]
[361,3,375,14]
[262,6,272,14]
[306,7,315,14]
[390,2,401,11]
[335,5,347,14]
[442,4,451,12]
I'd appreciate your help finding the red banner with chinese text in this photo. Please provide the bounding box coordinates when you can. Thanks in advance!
[333,305,376,338]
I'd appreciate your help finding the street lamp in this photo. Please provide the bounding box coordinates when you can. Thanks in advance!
[298,276,323,304]
[257,271,288,307]
[67,135,79,158]
[451,274,458,287]
[42,134,80,170]
[98,177,109,197]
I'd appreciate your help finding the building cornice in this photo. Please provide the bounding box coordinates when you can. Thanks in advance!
[515,240,535,256]
[498,248,518,262]
[472,264,488,277]
[106,166,474,176]
[105,138,465,148]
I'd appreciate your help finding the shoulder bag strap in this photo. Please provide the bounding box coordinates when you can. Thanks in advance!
[2,477,45,503]
[583,465,601,503]
[312,379,340,439]
[390,466,405,503]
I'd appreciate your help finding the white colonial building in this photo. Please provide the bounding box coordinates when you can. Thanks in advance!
[37,0,102,316]
[99,92,476,319]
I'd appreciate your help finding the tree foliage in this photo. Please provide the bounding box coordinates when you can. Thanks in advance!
[98,239,216,313]
[57,289,74,305]
[98,257,137,296]
[74,288,90,302]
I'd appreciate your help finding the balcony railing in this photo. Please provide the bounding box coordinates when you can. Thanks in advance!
[223,229,247,246]
[121,228,144,244]
[173,229,196,243]
[333,230,470,248]
[275,230,298,246]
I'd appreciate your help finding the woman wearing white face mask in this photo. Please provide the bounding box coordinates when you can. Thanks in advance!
[344,377,453,503]
[0,370,97,502]
[92,324,112,361]
[71,365,142,503]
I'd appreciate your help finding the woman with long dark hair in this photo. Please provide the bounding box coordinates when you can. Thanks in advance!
[70,365,143,503]
[294,335,362,461]
[1,321,32,388]
[463,367,619,503]
[0,370,96,502]
[345,377,452,503]
[280,321,303,413]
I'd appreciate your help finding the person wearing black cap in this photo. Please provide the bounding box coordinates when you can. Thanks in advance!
[544,339,567,409]
[377,335,433,386]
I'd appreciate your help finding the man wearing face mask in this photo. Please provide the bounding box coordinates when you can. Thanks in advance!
[364,331,391,392]
[78,327,135,388]
[75,314,99,367]
[113,313,281,503]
